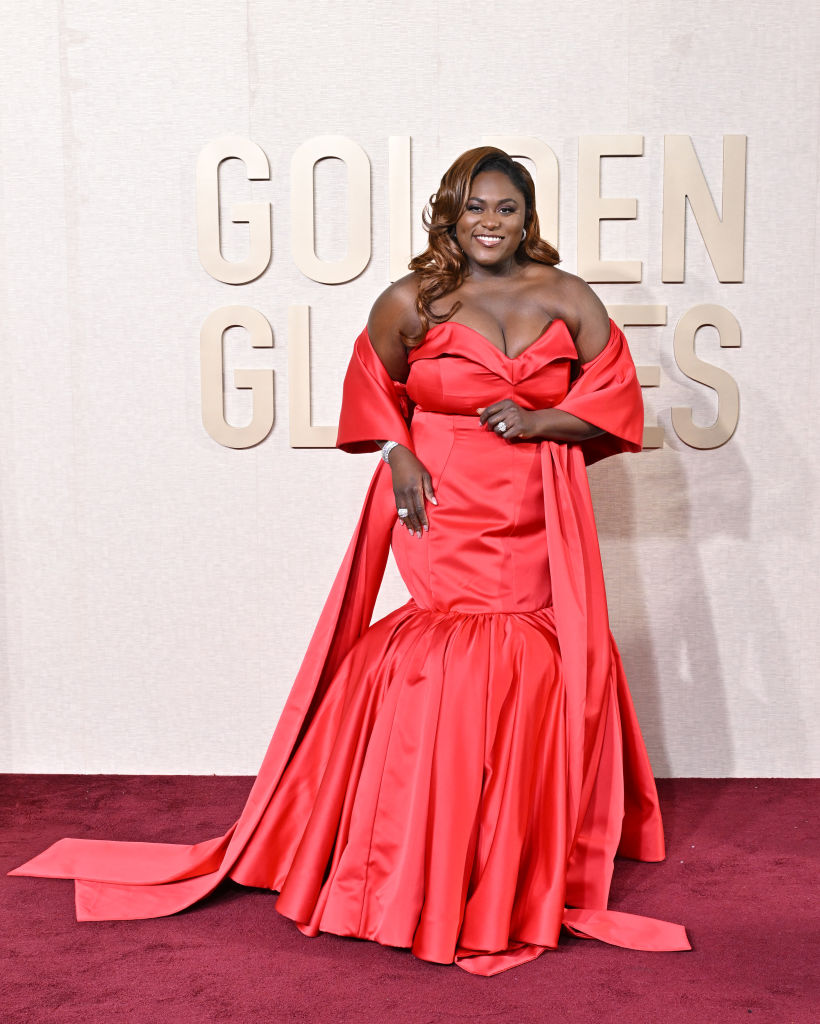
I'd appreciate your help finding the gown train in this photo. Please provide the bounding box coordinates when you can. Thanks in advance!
[10,319,690,974]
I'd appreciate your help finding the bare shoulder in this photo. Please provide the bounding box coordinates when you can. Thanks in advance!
[367,272,422,342]
[536,266,611,363]
[365,273,422,381]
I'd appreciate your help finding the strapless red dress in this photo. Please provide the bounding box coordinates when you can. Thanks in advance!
[10,319,689,975]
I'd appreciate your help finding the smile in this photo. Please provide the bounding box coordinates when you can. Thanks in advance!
[474,235,504,247]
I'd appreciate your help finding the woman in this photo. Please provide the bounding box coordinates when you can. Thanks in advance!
[10,147,688,975]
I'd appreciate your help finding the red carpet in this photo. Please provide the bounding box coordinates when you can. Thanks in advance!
[1,776,816,1023]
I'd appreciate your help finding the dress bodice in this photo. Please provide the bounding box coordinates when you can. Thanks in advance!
[391,318,579,616]
[405,319,578,415]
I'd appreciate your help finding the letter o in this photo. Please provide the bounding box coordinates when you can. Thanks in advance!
[291,136,371,284]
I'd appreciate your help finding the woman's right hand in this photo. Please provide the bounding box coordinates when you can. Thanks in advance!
[388,446,437,537]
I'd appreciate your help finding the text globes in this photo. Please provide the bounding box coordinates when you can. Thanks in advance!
[197,134,745,451]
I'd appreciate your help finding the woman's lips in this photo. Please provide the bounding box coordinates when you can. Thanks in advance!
[474,235,504,247]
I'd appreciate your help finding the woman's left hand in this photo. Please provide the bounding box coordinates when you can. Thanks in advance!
[477,400,538,441]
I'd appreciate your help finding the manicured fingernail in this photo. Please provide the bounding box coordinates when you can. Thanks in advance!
[431,497,438,505]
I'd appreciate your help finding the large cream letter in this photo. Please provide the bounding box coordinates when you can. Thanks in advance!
[671,305,741,449]
[577,135,643,282]
[291,137,371,284]
[607,305,667,449]
[662,135,746,282]
[288,306,339,448]
[196,137,271,285]
[481,135,560,248]
[389,136,412,283]
[200,306,274,449]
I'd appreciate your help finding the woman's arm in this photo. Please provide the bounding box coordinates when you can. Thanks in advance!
[366,277,437,538]
[478,403,605,442]
[560,270,611,365]
[478,273,610,442]
[366,274,417,382]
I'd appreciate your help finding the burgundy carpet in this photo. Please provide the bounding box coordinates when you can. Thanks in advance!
[1,776,816,1023]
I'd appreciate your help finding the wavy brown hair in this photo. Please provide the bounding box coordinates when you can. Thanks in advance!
[407,147,560,342]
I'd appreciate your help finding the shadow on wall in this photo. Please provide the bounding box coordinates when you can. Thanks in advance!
[592,438,737,778]
[592,426,808,777]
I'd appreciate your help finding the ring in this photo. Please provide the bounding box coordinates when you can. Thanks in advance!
[496,421,508,433]
[397,507,409,518]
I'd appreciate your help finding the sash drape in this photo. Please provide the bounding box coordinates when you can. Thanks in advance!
[10,319,688,959]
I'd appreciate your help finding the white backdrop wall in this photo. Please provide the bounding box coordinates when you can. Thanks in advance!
[1,1,817,776]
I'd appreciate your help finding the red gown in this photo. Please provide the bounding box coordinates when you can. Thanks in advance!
[9,318,689,975]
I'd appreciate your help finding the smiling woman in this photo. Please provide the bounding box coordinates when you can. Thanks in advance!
[10,146,689,976]
[407,148,561,347]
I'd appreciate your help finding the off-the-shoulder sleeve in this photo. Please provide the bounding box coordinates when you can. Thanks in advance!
[554,319,644,465]
[336,327,415,454]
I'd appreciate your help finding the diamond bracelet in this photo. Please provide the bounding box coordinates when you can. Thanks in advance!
[380,440,400,463]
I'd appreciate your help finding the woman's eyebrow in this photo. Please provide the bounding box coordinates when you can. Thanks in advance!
[467,195,520,204]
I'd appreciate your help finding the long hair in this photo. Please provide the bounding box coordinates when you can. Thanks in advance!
[407,147,560,342]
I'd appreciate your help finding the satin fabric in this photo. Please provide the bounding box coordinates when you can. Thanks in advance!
[10,318,689,974]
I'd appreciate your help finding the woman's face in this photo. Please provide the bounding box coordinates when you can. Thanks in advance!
[454,170,527,269]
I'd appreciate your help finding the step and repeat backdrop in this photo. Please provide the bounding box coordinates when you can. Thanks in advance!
[1,1,817,775]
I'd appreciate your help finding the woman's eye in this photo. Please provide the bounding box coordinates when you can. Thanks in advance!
[467,205,482,212]
[500,207,516,214]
